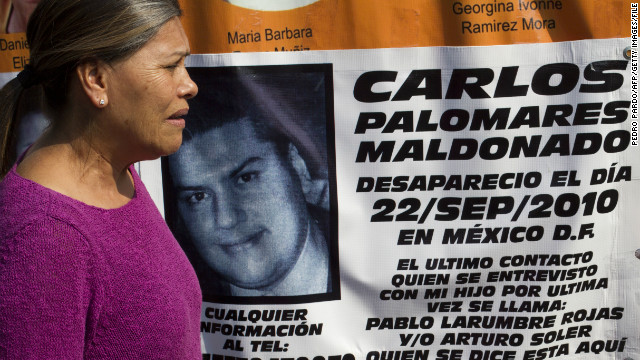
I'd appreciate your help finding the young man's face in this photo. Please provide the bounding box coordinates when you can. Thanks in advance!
[169,118,309,290]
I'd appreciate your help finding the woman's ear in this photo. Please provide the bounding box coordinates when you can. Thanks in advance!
[76,59,109,108]
[289,143,330,210]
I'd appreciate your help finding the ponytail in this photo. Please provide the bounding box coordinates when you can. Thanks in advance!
[0,77,26,178]
[0,64,44,179]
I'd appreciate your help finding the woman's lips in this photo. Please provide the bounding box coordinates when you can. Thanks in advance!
[166,119,185,128]
[166,108,189,128]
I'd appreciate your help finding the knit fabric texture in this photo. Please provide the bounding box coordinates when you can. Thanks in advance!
[0,164,202,359]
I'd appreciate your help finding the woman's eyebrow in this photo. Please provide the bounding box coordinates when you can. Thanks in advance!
[171,50,191,57]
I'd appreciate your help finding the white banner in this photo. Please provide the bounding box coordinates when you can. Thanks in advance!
[152,37,640,359]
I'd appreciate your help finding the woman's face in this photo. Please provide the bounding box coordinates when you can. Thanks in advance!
[103,17,198,161]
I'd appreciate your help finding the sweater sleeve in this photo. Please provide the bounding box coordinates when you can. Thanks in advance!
[0,218,97,359]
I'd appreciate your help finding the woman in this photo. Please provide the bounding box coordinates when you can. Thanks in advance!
[0,0,201,358]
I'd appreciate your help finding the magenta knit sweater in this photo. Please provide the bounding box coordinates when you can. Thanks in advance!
[0,164,202,359]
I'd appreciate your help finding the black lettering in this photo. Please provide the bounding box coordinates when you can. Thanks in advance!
[441,109,470,131]
[573,103,602,125]
[356,141,395,162]
[494,66,529,97]
[542,104,572,127]
[392,69,443,100]
[531,63,580,95]
[446,68,494,99]
[601,101,630,124]
[580,60,628,93]
[355,112,386,134]
[383,111,415,133]
[470,108,510,130]
[354,71,397,103]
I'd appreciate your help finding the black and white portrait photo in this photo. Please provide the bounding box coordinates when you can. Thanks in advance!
[163,65,338,304]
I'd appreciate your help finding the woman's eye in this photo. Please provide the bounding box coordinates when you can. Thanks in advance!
[164,61,182,71]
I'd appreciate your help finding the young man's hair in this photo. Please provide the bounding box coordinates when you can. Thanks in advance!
[182,68,290,158]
